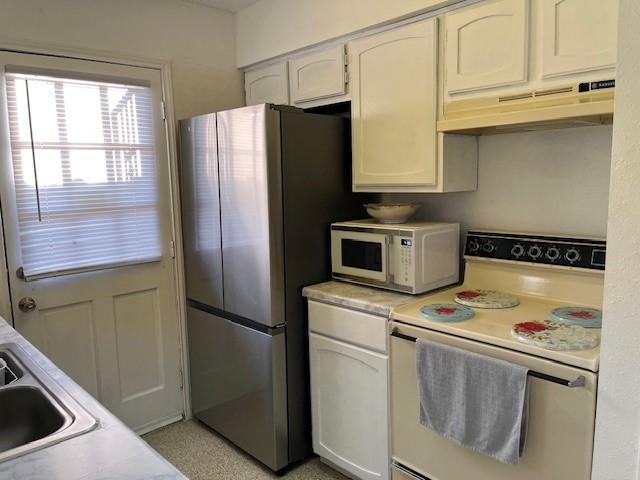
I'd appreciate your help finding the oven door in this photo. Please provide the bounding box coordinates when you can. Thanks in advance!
[331,230,389,283]
[390,321,597,480]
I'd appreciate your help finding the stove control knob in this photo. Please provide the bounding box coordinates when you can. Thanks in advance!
[546,247,561,261]
[566,248,581,263]
[468,240,480,253]
[482,242,496,254]
[528,245,542,259]
[511,244,525,258]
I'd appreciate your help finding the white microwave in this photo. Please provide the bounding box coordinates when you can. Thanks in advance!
[331,220,460,294]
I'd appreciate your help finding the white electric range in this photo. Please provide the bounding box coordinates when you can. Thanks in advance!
[389,230,605,480]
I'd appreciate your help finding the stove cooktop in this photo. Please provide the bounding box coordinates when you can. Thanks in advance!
[393,285,601,371]
[391,230,605,372]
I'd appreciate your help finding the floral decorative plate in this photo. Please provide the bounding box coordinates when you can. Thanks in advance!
[419,304,475,323]
[511,319,600,351]
[454,289,520,309]
[550,307,602,328]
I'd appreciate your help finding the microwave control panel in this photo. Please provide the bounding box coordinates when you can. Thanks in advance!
[394,237,414,286]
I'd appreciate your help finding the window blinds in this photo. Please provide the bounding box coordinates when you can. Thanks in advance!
[5,73,161,280]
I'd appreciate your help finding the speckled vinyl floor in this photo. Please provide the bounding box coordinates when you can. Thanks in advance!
[143,419,350,480]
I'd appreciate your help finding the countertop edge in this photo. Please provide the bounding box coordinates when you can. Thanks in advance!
[0,316,186,479]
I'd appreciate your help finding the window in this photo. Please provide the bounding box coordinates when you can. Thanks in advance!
[5,72,161,280]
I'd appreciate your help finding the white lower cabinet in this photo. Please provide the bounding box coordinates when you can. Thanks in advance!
[308,301,390,480]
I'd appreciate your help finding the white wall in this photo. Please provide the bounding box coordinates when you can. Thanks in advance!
[235,0,463,67]
[386,126,612,238]
[0,0,244,119]
[592,0,640,477]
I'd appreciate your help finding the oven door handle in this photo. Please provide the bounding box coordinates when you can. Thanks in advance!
[390,329,587,388]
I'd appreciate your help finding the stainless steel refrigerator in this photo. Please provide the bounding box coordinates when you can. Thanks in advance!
[179,104,365,471]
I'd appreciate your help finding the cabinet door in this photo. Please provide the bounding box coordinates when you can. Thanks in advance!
[309,332,389,480]
[445,0,529,94]
[541,0,618,78]
[289,45,346,104]
[244,62,289,105]
[351,19,438,188]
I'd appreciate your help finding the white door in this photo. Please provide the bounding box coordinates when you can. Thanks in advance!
[0,51,184,433]
[309,332,389,480]
[445,0,530,95]
[244,62,289,105]
[350,19,438,189]
[541,0,618,78]
[288,45,347,104]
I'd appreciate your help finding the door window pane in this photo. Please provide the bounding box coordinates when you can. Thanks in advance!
[5,73,161,280]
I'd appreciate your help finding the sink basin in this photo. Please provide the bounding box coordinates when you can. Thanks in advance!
[0,344,97,463]
[0,387,67,452]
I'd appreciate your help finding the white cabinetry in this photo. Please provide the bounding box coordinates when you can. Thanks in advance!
[541,0,618,78]
[350,19,439,190]
[308,300,389,480]
[444,0,529,95]
[444,0,618,101]
[288,45,347,105]
[348,17,477,193]
[244,62,289,105]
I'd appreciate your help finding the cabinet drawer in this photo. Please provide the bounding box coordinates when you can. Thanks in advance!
[308,300,388,353]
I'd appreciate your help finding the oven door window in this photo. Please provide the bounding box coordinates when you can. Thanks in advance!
[341,239,383,272]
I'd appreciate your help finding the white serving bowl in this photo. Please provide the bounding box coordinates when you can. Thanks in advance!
[364,203,421,224]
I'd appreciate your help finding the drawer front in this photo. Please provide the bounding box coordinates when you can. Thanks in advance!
[308,300,388,353]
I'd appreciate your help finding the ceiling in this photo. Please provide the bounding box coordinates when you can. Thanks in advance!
[183,0,260,13]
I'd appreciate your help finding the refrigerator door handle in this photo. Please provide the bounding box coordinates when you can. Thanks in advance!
[187,299,285,336]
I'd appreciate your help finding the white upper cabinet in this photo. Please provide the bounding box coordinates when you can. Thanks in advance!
[445,0,530,95]
[244,62,289,105]
[350,19,439,189]
[541,0,618,78]
[288,45,347,104]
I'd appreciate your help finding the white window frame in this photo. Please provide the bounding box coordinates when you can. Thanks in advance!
[0,45,191,418]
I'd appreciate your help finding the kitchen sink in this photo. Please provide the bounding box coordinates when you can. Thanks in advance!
[0,343,97,463]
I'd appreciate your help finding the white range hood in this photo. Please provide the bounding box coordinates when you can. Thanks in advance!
[438,82,614,135]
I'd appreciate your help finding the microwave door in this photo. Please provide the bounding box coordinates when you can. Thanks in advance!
[331,231,388,283]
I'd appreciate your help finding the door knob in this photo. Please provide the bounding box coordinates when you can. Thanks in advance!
[18,297,37,313]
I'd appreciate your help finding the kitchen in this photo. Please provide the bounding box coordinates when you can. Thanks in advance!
[0,0,636,479]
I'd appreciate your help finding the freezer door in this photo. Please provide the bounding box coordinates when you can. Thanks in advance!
[187,305,289,470]
[217,105,285,326]
[179,114,224,309]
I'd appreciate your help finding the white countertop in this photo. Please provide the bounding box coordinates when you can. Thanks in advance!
[392,286,600,372]
[303,280,416,317]
[0,316,186,480]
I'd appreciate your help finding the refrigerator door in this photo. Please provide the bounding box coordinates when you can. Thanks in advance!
[187,304,289,471]
[217,104,285,327]
[179,114,224,309]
